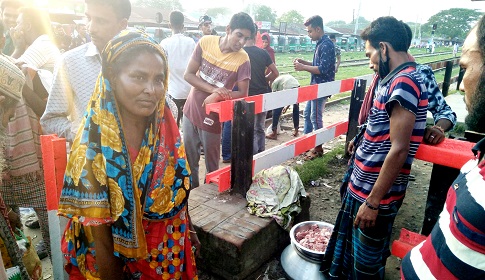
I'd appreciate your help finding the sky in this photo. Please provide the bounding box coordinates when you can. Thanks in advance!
[179,0,484,25]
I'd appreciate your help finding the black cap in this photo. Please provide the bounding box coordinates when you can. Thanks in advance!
[199,15,212,26]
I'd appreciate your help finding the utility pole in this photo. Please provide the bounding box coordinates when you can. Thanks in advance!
[353,0,361,35]
[418,19,422,44]
[413,15,418,45]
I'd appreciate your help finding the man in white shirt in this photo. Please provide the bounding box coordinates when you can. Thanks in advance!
[10,7,60,72]
[160,11,196,127]
[40,0,131,142]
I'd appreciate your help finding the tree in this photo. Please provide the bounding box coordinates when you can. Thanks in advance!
[422,8,481,40]
[277,10,304,25]
[134,0,183,11]
[350,16,370,30]
[205,7,230,18]
[326,20,347,28]
[253,5,277,24]
[350,16,369,25]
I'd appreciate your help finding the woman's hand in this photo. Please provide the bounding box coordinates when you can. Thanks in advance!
[91,225,125,280]
[7,209,22,230]
[189,230,201,258]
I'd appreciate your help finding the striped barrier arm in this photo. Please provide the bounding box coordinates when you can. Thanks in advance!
[206,124,475,192]
[205,75,373,123]
[391,228,427,259]
[415,138,475,169]
[206,121,349,192]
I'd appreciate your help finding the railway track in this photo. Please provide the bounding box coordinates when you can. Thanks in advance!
[340,51,454,67]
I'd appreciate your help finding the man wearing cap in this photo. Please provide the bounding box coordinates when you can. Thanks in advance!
[199,15,212,36]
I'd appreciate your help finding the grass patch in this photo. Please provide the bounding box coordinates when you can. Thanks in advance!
[328,91,351,102]
[451,123,466,135]
[295,144,345,186]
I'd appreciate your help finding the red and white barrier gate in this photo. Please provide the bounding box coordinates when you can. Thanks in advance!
[40,134,68,280]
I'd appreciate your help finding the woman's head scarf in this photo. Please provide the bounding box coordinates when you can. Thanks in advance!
[58,30,191,259]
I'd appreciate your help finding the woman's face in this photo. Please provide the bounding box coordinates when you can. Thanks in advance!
[262,38,269,49]
[113,51,166,120]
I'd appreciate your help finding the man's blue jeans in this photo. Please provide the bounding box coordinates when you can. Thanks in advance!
[272,104,299,131]
[222,111,267,160]
[303,97,328,134]
[221,121,231,161]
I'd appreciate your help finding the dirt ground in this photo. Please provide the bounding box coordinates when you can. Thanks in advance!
[29,101,433,280]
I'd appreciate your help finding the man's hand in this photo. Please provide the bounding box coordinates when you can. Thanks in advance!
[202,93,220,106]
[424,126,445,145]
[212,87,232,101]
[347,140,355,154]
[293,60,305,71]
[354,202,378,229]
[202,88,232,106]
[10,27,26,52]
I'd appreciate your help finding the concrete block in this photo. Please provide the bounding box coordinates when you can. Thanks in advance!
[189,184,311,279]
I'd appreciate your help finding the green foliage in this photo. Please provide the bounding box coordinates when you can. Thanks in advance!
[326,17,370,31]
[423,8,482,40]
[350,16,370,26]
[295,145,345,186]
[451,123,466,135]
[251,5,277,24]
[277,10,305,25]
[205,7,230,18]
[326,20,346,27]
[134,0,183,11]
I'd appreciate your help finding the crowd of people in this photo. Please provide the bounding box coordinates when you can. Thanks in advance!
[0,0,482,279]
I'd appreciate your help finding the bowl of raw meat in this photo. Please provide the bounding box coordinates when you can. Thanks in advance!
[290,221,334,261]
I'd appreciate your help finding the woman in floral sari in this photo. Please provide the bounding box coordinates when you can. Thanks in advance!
[58,30,199,279]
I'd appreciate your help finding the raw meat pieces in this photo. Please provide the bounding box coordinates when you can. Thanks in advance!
[295,224,332,252]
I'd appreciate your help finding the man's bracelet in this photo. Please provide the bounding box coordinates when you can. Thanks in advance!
[364,200,379,210]
[432,125,445,134]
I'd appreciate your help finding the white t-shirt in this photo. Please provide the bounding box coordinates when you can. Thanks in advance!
[160,33,196,100]
[16,34,61,72]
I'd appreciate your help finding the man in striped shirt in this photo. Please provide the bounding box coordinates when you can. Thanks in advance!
[321,16,428,279]
[401,15,485,280]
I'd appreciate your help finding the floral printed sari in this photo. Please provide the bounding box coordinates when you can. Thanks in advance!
[58,30,197,279]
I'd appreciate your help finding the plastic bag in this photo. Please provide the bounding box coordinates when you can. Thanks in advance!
[15,230,42,280]
[6,266,21,280]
